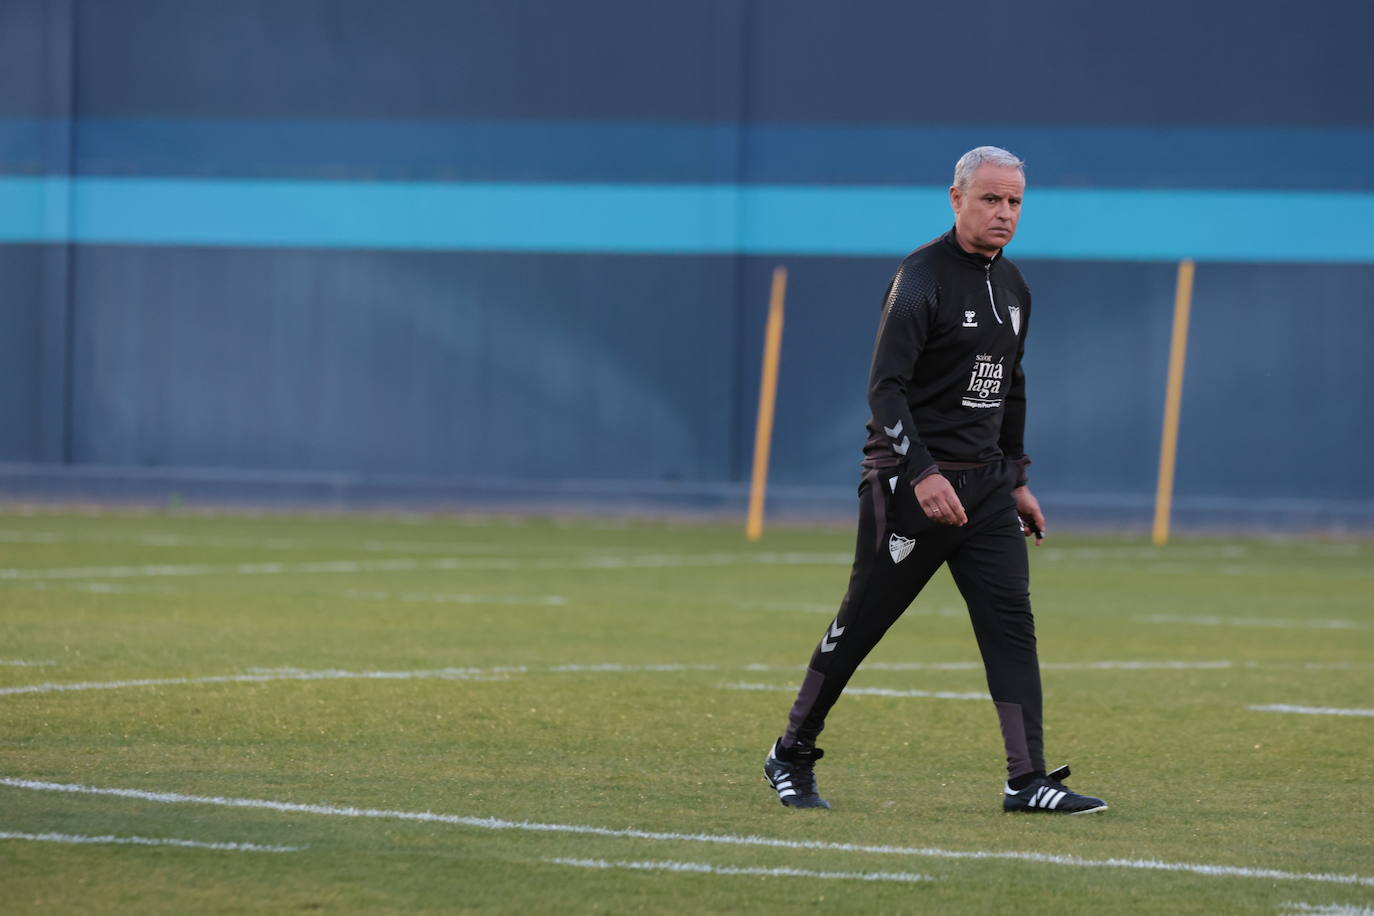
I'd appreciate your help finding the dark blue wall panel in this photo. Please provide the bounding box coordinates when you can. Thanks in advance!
[3,0,1373,524]
[1177,263,1374,501]
[43,245,1374,506]
[1015,261,1179,501]
[737,256,1374,507]
[733,256,891,486]
[745,0,1374,127]
[0,1,56,117]
[66,0,1374,127]
[73,0,744,121]
[0,246,45,461]
[68,247,737,482]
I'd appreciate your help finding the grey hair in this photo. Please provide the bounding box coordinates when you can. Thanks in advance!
[952,146,1025,191]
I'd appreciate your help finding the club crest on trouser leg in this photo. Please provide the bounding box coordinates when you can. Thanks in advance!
[888,533,915,563]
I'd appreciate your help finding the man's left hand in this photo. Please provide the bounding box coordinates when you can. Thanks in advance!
[1014,486,1046,545]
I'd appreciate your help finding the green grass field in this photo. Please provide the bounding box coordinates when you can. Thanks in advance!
[1,508,1371,914]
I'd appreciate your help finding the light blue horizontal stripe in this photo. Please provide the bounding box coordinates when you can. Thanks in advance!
[6,118,1374,190]
[3,177,1372,262]
[0,176,72,241]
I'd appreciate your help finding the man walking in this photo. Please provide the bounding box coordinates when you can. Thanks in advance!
[763,146,1107,814]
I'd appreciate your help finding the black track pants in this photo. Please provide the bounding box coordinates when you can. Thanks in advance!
[780,461,1044,779]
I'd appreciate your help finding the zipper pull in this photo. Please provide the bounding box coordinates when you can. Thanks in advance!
[985,264,1003,325]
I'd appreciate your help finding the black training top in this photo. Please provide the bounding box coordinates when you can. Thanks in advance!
[862,226,1031,485]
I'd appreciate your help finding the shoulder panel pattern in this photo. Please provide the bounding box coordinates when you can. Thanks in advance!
[883,259,939,320]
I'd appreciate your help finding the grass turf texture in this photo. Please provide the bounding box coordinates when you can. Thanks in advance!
[0,509,1370,914]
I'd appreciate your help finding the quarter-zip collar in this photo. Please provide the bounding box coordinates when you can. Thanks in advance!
[941,225,1001,271]
[942,226,1005,324]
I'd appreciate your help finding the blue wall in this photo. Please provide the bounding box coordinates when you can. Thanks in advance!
[3,0,1373,524]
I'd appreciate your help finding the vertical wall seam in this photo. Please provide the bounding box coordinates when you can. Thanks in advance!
[35,0,77,466]
[61,0,79,464]
[728,0,753,484]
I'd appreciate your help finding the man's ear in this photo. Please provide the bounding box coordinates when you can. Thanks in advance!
[949,185,962,215]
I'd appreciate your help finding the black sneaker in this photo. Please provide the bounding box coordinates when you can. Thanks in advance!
[1002,765,1107,814]
[763,739,830,809]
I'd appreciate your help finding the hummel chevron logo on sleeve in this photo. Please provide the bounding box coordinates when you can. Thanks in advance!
[883,421,911,456]
[819,621,846,652]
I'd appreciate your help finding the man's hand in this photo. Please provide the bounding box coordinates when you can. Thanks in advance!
[914,474,967,526]
[1014,485,1046,544]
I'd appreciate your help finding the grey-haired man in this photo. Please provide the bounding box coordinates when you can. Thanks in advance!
[764,147,1107,815]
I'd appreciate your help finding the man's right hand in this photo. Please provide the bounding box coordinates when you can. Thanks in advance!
[914,473,967,526]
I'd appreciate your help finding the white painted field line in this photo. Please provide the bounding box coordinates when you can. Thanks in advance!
[0,530,304,549]
[1040,542,1370,563]
[549,552,849,570]
[852,660,1237,672]
[1216,565,1374,581]
[744,659,1374,674]
[1040,559,1374,581]
[0,552,851,582]
[546,857,932,883]
[729,599,963,618]
[4,658,1313,700]
[1136,614,1364,631]
[0,531,64,543]
[0,528,643,556]
[745,661,983,672]
[0,659,56,667]
[0,667,515,697]
[729,598,841,614]
[722,682,988,701]
[6,657,1365,701]
[1282,903,1374,916]
[0,829,302,852]
[1249,705,1374,718]
[1040,545,1251,562]
[343,589,568,607]
[0,663,722,698]
[4,777,1371,888]
[0,561,272,580]
[546,664,716,673]
[3,581,180,596]
[0,558,481,581]
[1046,659,1236,670]
[8,582,565,603]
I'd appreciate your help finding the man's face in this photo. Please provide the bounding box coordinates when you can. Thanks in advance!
[950,164,1025,256]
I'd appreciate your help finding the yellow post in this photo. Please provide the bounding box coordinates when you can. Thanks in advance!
[1152,259,1195,546]
[746,266,787,541]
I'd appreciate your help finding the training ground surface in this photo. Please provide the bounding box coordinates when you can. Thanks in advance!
[0,508,1371,914]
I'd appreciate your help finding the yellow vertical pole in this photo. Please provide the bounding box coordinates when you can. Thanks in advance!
[746,266,787,541]
[1152,259,1195,546]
